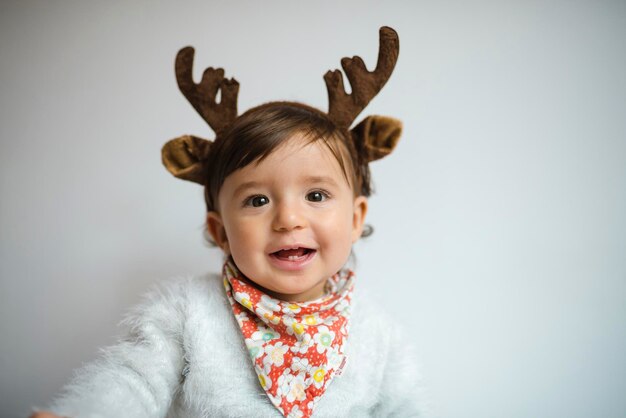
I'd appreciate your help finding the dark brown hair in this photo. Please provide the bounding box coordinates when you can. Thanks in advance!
[203,101,373,213]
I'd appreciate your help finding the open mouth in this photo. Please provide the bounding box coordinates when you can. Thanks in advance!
[270,247,316,261]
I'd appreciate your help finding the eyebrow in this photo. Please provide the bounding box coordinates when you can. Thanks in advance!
[303,175,341,187]
[231,176,341,197]
[232,181,262,198]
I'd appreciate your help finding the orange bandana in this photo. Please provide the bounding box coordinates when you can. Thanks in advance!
[222,260,353,418]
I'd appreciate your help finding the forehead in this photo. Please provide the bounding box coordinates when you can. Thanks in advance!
[242,134,346,178]
[219,134,353,195]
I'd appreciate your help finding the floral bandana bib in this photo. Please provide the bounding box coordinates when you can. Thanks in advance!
[222,260,354,418]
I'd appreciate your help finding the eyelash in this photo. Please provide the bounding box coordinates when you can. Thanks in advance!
[243,195,269,208]
[242,190,331,207]
[306,189,331,202]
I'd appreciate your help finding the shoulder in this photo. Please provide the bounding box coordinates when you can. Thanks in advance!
[351,286,424,363]
[353,286,428,376]
[342,287,401,380]
[350,288,433,416]
[120,272,228,334]
[134,272,224,307]
[350,286,400,336]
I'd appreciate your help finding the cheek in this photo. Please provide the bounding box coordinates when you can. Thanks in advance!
[318,215,354,269]
[317,205,355,242]
[225,218,264,253]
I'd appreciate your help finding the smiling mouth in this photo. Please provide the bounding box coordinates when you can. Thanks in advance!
[270,247,316,261]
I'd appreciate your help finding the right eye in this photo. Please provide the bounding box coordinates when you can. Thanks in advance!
[245,195,270,207]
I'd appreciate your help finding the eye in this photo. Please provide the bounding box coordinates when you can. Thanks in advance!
[245,195,270,207]
[306,190,329,202]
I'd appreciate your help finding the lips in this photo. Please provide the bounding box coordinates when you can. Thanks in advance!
[272,247,313,260]
[268,246,317,270]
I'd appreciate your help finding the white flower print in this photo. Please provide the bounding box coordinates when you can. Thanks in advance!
[313,326,335,353]
[276,371,293,398]
[326,350,343,370]
[258,372,272,390]
[282,303,301,315]
[286,377,307,403]
[263,342,289,368]
[251,327,280,343]
[289,333,312,354]
[260,294,281,312]
[290,356,311,374]
[234,310,250,326]
[283,316,306,337]
[244,337,265,360]
[310,365,327,389]
[234,291,253,310]
[335,298,350,315]
[287,405,304,418]
[277,372,307,403]
[320,315,339,326]
[302,313,320,326]
[255,306,281,325]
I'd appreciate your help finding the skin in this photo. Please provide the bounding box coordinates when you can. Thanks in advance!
[207,133,368,302]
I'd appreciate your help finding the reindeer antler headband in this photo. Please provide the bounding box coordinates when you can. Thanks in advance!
[162,26,402,185]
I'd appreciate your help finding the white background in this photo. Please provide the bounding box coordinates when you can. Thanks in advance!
[1,1,625,417]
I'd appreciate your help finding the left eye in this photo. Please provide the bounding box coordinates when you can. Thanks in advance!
[244,195,270,207]
[306,191,327,202]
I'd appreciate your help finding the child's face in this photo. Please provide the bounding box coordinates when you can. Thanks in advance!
[207,133,367,302]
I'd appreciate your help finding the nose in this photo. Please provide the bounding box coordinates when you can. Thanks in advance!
[272,198,306,232]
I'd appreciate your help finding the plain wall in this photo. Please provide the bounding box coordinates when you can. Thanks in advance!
[1,0,625,417]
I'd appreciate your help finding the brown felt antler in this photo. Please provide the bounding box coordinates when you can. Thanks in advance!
[175,47,240,136]
[163,27,402,185]
[324,26,400,130]
[162,47,241,185]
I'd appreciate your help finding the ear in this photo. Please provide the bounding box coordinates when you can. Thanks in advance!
[351,115,402,162]
[206,211,230,254]
[162,134,213,184]
[351,196,369,242]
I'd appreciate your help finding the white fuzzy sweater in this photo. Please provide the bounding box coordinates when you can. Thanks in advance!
[49,273,429,417]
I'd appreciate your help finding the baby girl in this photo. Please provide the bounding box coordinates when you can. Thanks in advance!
[32,26,428,418]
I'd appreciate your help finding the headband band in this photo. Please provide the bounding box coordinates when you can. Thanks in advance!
[163,26,402,185]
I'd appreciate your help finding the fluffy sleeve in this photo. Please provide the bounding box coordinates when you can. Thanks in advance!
[372,324,433,417]
[46,278,189,418]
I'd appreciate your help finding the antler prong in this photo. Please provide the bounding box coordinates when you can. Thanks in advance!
[175,47,239,135]
[325,26,399,128]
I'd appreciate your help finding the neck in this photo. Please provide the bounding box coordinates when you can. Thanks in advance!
[240,273,328,303]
